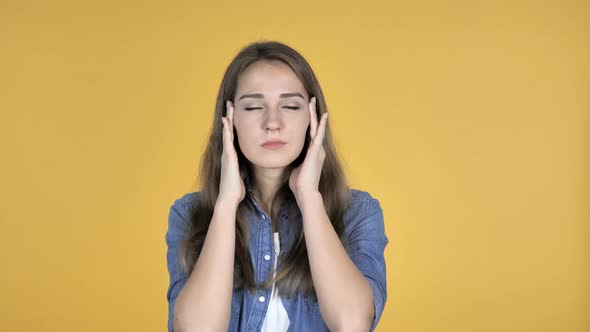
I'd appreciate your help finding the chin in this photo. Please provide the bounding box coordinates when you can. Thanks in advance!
[252,159,292,169]
[247,152,298,169]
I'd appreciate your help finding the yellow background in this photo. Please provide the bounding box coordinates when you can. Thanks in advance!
[0,1,588,331]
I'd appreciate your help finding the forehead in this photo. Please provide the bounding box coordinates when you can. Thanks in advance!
[236,60,306,95]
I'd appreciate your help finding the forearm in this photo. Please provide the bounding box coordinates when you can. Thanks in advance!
[296,191,374,332]
[173,199,237,332]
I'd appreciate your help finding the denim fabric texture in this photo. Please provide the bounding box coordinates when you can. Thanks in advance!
[165,177,388,332]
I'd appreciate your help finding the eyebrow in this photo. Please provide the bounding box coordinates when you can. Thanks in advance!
[238,92,305,101]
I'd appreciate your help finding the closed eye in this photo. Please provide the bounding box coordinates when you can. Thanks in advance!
[244,106,300,111]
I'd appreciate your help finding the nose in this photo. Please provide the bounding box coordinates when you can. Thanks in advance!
[263,107,283,132]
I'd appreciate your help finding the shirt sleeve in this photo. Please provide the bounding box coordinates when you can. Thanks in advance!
[165,196,192,332]
[344,194,389,332]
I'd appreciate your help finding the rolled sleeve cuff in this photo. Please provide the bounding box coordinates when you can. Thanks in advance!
[366,275,386,332]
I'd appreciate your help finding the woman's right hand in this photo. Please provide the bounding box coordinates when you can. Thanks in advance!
[217,100,246,208]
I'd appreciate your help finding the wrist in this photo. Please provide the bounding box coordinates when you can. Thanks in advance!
[215,197,239,211]
[295,190,322,208]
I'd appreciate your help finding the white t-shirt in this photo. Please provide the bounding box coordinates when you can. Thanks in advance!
[261,232,290,332]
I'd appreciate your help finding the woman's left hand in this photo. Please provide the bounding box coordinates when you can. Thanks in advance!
[289,96,328,199]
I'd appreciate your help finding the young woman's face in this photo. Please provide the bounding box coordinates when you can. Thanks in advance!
[231,60,311,169]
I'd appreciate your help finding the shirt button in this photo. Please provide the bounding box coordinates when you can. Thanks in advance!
[258,296,266,303]
[264,254,271,261]
[262,215,266,220]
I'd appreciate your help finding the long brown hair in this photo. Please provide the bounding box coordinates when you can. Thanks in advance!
[179,40,352,299]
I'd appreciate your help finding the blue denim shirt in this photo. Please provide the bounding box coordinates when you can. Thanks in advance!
[165,181,388,332]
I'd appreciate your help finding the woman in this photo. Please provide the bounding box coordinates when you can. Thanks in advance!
[165,40,388,332]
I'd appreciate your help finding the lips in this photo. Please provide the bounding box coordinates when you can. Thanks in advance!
[261,140,287,146]
[262,140,287,150]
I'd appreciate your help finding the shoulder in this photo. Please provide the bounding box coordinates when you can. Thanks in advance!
[346,188,382,214]
[341,188,386,240]
[168,192,201,231]
[348,188,379,204]
[171,192,201,215]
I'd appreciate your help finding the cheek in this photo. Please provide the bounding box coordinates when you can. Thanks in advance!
[233,119,254,145]
[232,114,243,133]
[293,123,310,145]
[302,117,311,136]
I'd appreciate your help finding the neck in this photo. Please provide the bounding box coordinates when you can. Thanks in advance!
[251,167,287,210]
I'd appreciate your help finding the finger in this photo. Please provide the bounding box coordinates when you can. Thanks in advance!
[313,112,328,146]
[228,102,234,141]
[221,117,228,148]
[225,101,234,141]
[309,97,317,139]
